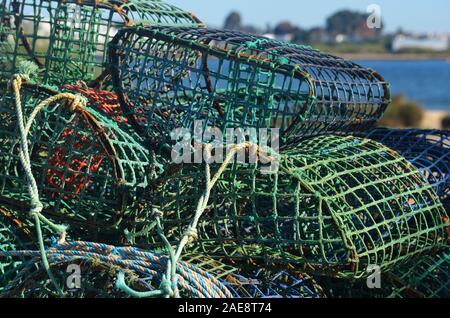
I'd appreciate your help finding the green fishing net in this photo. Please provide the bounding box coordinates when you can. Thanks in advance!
[320,249,450,298]
[142,135,448,278]
[388,249,449,298]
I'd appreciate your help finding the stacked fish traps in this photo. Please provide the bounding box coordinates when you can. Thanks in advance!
[0,0,204,85]
[0,0,449,298]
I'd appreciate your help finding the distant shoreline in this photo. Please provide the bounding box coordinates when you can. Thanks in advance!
[337,53,450,61]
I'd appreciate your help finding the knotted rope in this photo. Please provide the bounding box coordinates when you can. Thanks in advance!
[7,63,88,297]
[116,142,278,298]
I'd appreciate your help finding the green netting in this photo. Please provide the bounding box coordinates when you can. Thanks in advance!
[0,204,34,291]
[0,0,204,85]
[109,26,391,144]
[388,249,449,298]
[359,128,450,208]
[0,81,152,240]
[138,135,448,278]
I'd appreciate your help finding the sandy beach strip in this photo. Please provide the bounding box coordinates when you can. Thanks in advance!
[421,110,450,129]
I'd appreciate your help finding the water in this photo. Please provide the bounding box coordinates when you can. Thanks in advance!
[357,60,450,111]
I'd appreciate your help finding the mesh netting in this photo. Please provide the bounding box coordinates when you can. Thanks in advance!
[0,82,152,240]
[0,204,34,291]
[0,241,233,298]
[186,255,325,298]
[108,26,391,144]
[143,135,448,278]
[359,128,449,207]
[0,0,204,85]
[388,249,449,298]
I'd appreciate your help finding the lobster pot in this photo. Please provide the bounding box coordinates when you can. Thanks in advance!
[149,135,448,278]
[0,204,34,291]
[388,250,449,298]
[186,255,325,298]
[109,26,391,144]
[361,129,450,206]
[0,0,203,85]
[0,242,233,298]
[0,83,151,239]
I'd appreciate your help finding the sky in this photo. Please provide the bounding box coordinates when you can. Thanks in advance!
[169,0,450,34]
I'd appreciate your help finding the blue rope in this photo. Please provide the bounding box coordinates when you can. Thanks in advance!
[0,241,234,298]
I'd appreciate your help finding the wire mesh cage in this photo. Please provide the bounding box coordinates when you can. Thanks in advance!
[143,135,448,278]
[0,241,234,298]
[0,204,35,291]
[186,255,325,298]
[0,81,152,240]
[387,249,449,298]
[0,0,204,86]
[359,128,450,206]
[109,26,391,145]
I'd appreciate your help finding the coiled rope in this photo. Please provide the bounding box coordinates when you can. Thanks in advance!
[0,241,233,298]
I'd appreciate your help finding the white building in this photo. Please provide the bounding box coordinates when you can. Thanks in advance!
[392,34,449,52]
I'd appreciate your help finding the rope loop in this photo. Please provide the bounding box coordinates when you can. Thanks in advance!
[159,277,175,298]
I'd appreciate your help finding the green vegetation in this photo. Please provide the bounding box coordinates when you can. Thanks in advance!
[312,42,386,54]
[325,10,383,36]
[378,95,424,128]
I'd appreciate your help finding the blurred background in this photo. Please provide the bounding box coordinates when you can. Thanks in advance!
[171,0,450,129]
